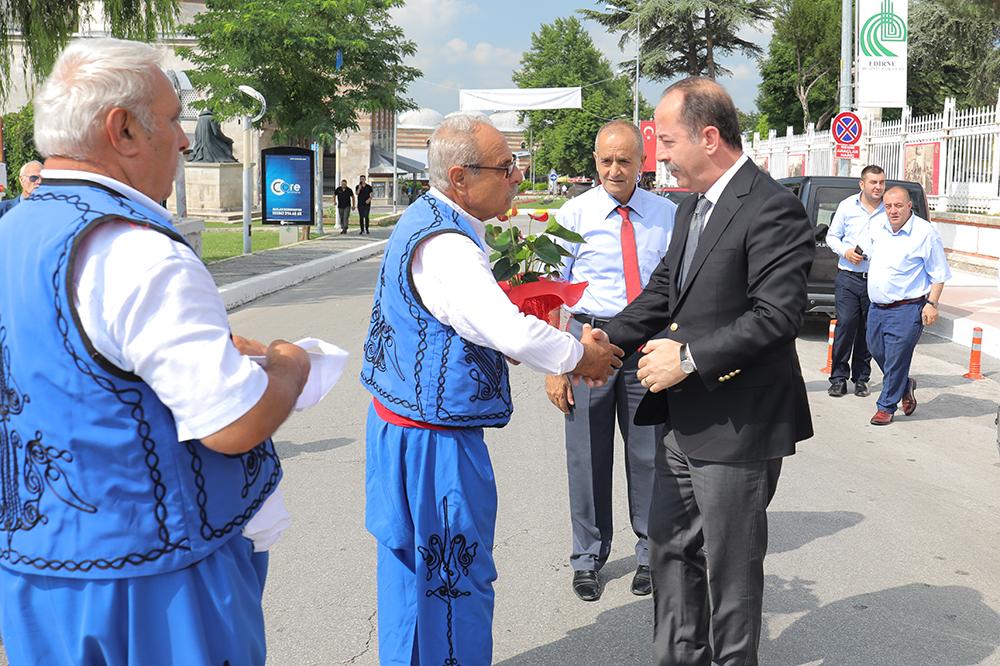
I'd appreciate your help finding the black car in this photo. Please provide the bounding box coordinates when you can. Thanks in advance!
[777,176,929,317]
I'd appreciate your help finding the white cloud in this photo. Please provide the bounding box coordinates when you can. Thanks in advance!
[390,0,475,44]
[731,63,758,81]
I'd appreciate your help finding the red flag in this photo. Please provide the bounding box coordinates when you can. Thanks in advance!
[640,121,656,173]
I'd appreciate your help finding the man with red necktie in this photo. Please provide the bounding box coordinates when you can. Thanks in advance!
[546,119,677,601]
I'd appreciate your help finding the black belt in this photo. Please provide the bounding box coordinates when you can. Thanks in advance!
[873,296,926,309]
[573,313,612,327]
[840,269,868,280]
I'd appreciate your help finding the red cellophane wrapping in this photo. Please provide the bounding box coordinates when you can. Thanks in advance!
[497,277,588,325]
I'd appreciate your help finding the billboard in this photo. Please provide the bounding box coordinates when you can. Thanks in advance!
[261,147,314,225]
[856,0,908,108]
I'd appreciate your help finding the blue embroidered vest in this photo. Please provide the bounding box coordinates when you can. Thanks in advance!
[360,194,513,427]
[0,181,281,579]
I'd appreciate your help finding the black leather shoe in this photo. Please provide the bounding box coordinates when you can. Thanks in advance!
[828,380,847,397]
[572,570,601,601]
[631,565,652,596]
[854,380,870,397]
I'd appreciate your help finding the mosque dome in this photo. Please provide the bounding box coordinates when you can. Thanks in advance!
[398,107,445,128]
[488,111,525,132]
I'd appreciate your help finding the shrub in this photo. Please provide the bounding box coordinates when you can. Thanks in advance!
[2,104,42,198]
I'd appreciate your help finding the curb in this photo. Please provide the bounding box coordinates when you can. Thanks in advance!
[926,309,1000,361]
[219,240,387,311]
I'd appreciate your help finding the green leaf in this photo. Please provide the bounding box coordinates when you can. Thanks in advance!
[492,257,520,282]
[532,236,563,266]
[545,220,586,244]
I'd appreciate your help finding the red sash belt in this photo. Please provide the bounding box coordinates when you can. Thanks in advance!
[372,398,456,431]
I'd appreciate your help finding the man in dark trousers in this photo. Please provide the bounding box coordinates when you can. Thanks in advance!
[334,178,355,234]
[602,77,815,666]
[356,175,373,234]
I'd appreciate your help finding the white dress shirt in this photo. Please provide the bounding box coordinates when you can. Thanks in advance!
[863,213,951,305]
[411,188,584,375]
[554,185,676,318]
[827,194,886,272]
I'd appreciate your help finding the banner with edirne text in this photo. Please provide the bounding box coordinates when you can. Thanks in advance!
[856,0,908,108]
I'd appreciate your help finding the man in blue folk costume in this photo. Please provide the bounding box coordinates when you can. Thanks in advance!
[0,38,311,664]
[361,113,624,664]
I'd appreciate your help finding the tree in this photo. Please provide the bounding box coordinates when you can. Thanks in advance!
[579,0,773,82]
[0,0,180,103]
[1,104,42,197]
[906,0,1000,115]
[181,0,420,144]
[512,17,648,177]
[755,0,840,132]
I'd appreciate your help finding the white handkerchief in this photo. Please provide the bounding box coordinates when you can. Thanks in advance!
[243,486,292,552]
[249,337,349,410]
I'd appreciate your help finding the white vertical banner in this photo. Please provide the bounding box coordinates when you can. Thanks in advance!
[856,0,908,108]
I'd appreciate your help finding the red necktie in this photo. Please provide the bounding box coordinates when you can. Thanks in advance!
[617,206,642,303]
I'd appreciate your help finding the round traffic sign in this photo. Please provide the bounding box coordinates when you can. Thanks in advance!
[548,172,558,182]
[832,112,862,145]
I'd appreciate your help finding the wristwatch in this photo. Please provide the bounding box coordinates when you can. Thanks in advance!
[679,344,695,374]
[926,300,938,308]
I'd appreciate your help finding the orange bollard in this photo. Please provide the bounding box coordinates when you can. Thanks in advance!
[820,318,837,373]
[963,327,986,380]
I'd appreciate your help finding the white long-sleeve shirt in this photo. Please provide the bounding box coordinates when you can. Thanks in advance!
[411,188,584,375]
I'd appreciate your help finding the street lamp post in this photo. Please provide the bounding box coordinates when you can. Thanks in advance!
[238,85,266,255]
[607,2,641,126]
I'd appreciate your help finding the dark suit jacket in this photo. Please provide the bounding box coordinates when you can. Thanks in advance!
[0,196,21,218]
[603,160,814,463]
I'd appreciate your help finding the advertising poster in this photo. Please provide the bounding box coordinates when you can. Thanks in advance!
[262,147,314,225]
[788,153,806,178]
[903,141,940,196]
[856,0,908,108]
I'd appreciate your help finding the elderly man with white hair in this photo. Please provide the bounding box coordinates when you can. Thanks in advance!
[0,38,310,665]
[360,113,624,665]
[0,160,43,217]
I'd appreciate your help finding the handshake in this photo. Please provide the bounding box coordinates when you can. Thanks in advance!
[571,324,624,386]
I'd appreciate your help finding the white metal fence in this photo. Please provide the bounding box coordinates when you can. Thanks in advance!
[746,93,1000,214]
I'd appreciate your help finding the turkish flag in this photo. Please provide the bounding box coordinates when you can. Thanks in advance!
[640,121,656,173]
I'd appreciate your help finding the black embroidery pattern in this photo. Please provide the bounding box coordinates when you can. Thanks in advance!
[0,188,192,570]
[0,322,96,539]
[418,496,478,666]
[462,341,508,403]
[186,439,281,541]
[363,301,404,382]
[435,335,512,423]
[228,444,281,499]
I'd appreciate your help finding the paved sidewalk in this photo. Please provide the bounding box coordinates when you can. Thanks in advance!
[930,268,1000,361]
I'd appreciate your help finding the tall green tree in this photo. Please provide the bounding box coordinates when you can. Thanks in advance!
[512,17,648,178]
[181,0,420,144]
[755,0,839,132]
[579,0,772,81]
[0,0,179,102]
[906,0,1000,115]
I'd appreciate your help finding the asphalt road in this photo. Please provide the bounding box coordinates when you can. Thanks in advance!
[234,256,1000,665]
[2,254,998,665]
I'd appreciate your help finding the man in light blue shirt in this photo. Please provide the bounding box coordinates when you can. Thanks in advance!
[864,186,951,425]
[545,119,676,601]
[825,164,886,398]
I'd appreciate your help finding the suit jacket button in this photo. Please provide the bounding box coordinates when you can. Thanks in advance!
[718,376,726,382]
[669,322,679,332]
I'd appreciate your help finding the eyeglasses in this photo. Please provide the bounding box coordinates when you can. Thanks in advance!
[25,175,41,183]
[463,154,519,179]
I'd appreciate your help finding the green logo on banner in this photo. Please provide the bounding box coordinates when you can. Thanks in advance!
[861,0,907,57]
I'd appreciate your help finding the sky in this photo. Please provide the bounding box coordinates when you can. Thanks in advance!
[388,0,774,118]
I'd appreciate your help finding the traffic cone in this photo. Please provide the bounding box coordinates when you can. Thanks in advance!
[820,319,837,373]
[963,327,986,380]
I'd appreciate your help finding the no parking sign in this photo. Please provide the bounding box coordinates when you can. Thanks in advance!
[833,112,862,159]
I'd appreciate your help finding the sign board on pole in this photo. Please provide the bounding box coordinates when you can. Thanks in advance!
[548,172,558,183]
[835,144,861,159]
[856,0,908,108]
[832,112,862,145]
[261,146,315,226]
[640,121,656,173]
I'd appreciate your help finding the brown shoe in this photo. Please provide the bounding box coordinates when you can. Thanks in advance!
[901,378,917,416]
[870,410,893,426]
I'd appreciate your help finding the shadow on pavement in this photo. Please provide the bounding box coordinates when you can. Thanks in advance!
[763,580,1000,665]
[273,437,355,460]
[494,599,653,665]
[769,511,864,555]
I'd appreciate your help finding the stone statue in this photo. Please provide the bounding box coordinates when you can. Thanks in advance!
[188,109,236,163]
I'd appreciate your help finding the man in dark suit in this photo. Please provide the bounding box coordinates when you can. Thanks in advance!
[601,77,815,666]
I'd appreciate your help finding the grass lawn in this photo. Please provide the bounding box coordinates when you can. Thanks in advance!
[515,197,566,209]
[202,229,280,263]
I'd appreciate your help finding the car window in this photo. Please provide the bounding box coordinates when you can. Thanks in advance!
[814,187,858,229]
[666,192,695,206]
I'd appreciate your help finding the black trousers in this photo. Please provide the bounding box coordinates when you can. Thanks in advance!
[563,318,661,571]
[831,270,872,384]
[649,434,782,666]
[358,204,371,232]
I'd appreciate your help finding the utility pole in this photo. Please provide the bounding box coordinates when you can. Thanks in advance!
[838,0,853,176]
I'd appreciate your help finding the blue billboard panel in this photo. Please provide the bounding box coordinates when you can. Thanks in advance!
[261,147,314,225]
